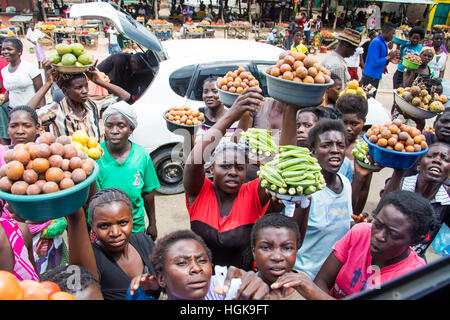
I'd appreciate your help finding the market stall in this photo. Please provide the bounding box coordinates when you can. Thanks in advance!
[147,19,174,41]
[6,14,31,35]
[228,21,252,40]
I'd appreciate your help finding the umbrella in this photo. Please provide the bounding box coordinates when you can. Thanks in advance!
[184,2,199,7]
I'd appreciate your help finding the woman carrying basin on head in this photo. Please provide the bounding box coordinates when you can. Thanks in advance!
[28,60,132,142]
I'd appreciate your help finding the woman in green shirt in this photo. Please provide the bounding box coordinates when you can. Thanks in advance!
[95,101,160,240]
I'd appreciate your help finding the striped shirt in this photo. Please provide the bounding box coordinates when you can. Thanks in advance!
[37,96,117,142]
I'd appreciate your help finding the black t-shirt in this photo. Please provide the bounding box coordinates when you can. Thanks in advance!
[92,232,158,300]
[97,53,132,91]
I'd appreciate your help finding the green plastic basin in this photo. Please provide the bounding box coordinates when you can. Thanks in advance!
[0,159,99,222]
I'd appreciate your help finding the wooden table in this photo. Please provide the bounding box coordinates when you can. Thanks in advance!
[228,25,251,39]
[206,25,229,38]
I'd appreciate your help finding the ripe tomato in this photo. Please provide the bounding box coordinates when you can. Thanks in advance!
[40,281,61,297]
[19,280,49,300]
[0,271,23,300]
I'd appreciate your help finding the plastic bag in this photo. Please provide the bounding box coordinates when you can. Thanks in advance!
[432,223,450,256]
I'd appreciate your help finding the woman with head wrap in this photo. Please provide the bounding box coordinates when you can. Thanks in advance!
[184,87,274,271]
[93,101,160,240]
[28,60,132,141]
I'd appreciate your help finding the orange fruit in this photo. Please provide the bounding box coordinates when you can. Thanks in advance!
[303,75,314,83]
[394,142,404,151]
[0,271,23,300]
[40,281,61,297]
[45,167,64,183]
[405,145,415,152]
[282,71,294,81]
[270,67,281,77]
[20,280,48,300]
[308,67,318,78]
[49,291,76,300]
[5,160,24,181]
[295,66,308,79]
[279,64,292,74]
[377,138,388,147]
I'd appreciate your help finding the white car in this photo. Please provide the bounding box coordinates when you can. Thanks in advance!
[70,2,390,194]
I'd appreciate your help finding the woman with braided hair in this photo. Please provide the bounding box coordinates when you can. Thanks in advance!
[29,59,132,141]
[88,187,160,300]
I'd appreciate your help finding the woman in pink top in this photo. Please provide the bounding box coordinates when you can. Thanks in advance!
[271,190,437,299]
[0,203,39,281]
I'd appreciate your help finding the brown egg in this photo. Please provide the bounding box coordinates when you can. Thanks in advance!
[282,71,294,81]
[48,154,63,168]
[63,144,78,159]
[303,76,314,83]
[35,144,52,159]
[69,157,82,170]
[81,159,94,176]
[3,149,15,163]
[26,184,42,195]
[308,67,318,78]
[6,161,24,181]
[36,132,56,145]
[45,167,64,183]
[59,178,75,190]
[32,158,50,174]
[0,176,12,192]
[62,171,72,179]
[303,56,317,69]
[314,74,325,84]
[295,66,308,79]
[35,180,46,190]
[42,181,59,194]
[11,181,29,195]
[279,64,292,74]
[22,169,38,185]
[71,168,87,184]
[13,149,30,166]
[50,143,65,157]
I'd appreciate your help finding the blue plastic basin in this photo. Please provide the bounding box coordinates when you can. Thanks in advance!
[363,134,428,169]
[0,159,99,221]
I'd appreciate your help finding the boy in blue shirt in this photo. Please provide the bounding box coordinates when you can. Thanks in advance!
[361,22,400,98]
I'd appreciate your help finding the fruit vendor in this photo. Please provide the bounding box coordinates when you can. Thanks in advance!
[29,60,132,141]
[425,30,448,79]
[392,27,425,90]
[278,105,353,280]
[321,28,361,89]
[94,101,160,239]
[184,87,273,271]
[381,143,450,259]
[402,47,436,89]
[271,191,434,299]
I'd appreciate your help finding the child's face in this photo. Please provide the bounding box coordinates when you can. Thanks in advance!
[327,80,342,103]
[252,227,298,285]
[341,113,365,143]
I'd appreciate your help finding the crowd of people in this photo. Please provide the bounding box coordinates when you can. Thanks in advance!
[0,13,448,302]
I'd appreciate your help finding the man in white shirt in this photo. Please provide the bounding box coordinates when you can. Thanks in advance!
[26,21,46,68]
[107,25,121,54]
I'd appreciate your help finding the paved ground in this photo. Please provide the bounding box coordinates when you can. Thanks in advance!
[19,8,446,261]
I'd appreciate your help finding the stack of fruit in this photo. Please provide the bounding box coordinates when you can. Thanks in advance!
[396,86,446,113]
[187,27,203,33]
[266,51,332,84]
[217,67,260,94]
[365,119,428,153]
[0,270,76,300]
[199,20,211,26]
[165,106,205,126]
[352,140,373,166]
[403,53,422,65]
[0,132,95,195]
[240,128,278,157]
[257,145,325,196]
[47,43,94,69]
[70,129,103,161]
[339,80,367,99]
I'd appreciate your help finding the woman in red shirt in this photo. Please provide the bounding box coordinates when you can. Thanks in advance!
[271,190,437,299]
[184,87,273,271]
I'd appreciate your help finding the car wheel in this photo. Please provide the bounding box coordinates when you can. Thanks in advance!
[152,146,185,195]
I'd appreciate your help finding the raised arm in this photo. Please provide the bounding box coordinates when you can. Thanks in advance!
[184,87,264,203]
